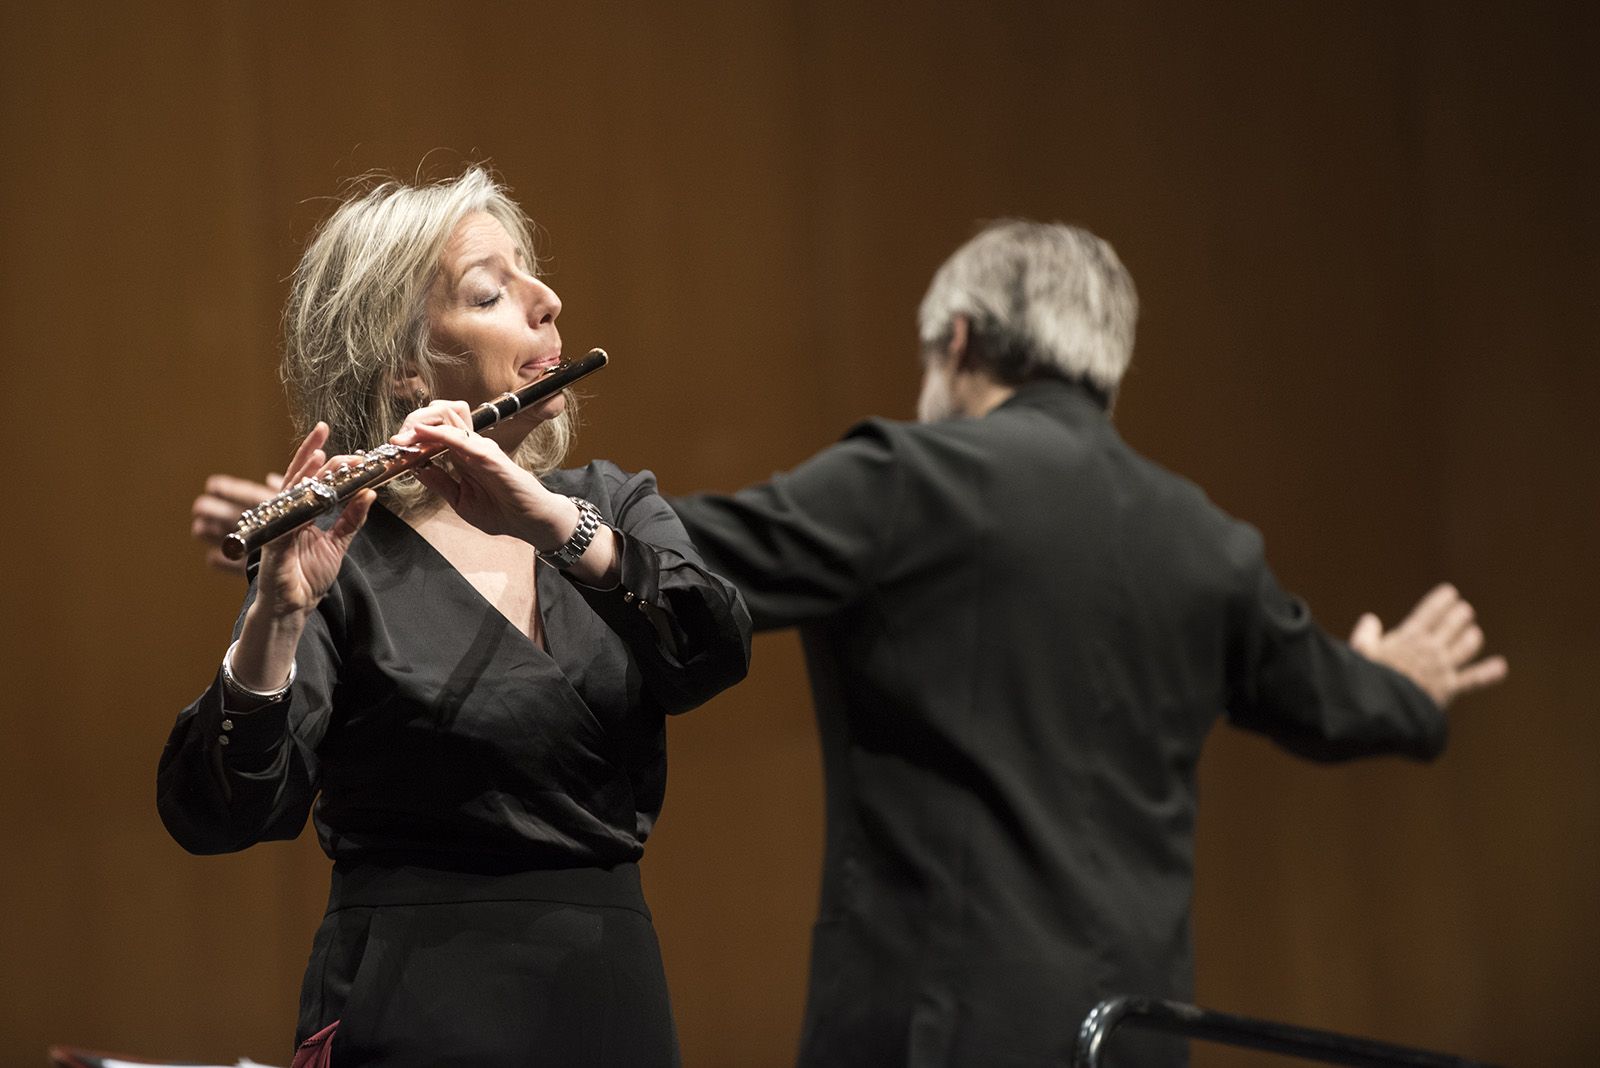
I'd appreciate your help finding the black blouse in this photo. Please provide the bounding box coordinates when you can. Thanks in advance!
[158,461,751,870]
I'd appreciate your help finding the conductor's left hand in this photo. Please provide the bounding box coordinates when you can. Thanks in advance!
[1349,583,1509,708]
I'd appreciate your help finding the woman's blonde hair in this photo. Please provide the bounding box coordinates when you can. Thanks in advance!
[281,166,576,515]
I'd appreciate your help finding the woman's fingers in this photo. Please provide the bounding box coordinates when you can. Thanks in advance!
[402,422,507,470]
[394,399,475,444]
[283,447,327,488]
[307,452,373,482]
[406,419,472,444]
[284,423,332,483]
[329,488,377,542]
[411,462,460,506]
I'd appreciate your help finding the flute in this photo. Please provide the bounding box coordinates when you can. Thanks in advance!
[222,348,609,562]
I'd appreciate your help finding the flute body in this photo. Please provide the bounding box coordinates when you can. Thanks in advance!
[222,348,609,561]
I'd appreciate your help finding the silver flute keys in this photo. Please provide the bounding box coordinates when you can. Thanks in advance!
[223,443,427,561]
[221,348,609,561]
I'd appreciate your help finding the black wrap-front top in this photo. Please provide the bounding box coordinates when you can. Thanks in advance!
[159,461,752,870]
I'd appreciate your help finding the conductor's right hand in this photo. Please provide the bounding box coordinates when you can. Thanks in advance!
[192,472,281,574]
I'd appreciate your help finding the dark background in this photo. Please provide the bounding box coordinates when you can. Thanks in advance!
[1,2,1595,1065]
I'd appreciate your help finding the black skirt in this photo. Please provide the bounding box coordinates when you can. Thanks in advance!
[296,861,679,1068]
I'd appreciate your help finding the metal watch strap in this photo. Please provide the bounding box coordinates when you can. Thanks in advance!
[541,496,603,571]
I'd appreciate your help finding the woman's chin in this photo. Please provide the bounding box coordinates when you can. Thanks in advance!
[532,393,566,421]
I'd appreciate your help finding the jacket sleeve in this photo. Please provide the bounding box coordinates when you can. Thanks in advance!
[1223,524,1447,762]
[156,581,342,854]
[667,425,904,632]
[570,465,752,714]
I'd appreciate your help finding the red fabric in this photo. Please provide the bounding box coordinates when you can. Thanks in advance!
[289,1021,338,1068]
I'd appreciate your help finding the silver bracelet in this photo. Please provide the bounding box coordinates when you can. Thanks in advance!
[539,496,604,571]
[221,639,296,703]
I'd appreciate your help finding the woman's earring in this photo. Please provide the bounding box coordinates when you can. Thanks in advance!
[413,388,430,406]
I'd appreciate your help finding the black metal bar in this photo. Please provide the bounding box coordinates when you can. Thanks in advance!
[1073,996,1502,1068]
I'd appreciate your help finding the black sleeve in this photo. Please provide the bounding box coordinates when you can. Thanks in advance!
[570,466,752,714]
[155,582,342,854]
[667,426,904,632]
[1224,525,1447,762]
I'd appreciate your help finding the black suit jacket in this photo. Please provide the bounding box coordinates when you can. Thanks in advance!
[671,379,1443,1067]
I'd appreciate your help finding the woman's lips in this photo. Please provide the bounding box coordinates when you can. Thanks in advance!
[519,355,562,379]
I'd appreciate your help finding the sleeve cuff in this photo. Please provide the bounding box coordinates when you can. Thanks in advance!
[200,669,294,762]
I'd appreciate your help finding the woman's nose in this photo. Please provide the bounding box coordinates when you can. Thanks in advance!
[523,276,561,325]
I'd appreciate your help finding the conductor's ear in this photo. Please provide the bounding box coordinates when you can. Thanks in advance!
[927,315,973,376]
[946,315,974,372]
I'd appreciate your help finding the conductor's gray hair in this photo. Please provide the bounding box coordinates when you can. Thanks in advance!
[917,220,1138,397]
[281,166,575,516]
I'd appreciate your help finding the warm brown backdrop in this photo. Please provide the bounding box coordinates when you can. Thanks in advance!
[1,2,1595,1066]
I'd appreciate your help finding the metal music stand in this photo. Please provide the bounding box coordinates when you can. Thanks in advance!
[1073,996,1503,1068]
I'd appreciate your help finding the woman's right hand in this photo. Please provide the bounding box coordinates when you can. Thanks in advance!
[252,422,377,619]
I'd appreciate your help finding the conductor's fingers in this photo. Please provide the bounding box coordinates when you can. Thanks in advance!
[202,474,278,509]
[1454,655,1509,696]
[193,493,246,527]
[205,545,245,574]
[1396,583,1460,638]
[1349,612,1384,653]
[1447,624,1485,667]
[1435,600,1476,645]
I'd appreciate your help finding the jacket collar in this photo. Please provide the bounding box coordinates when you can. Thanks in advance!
[994,375,1111,421]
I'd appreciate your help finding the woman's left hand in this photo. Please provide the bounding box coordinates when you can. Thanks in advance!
[393,400,577,549]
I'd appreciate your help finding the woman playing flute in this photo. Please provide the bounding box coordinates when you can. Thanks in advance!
[158,167,751,1067]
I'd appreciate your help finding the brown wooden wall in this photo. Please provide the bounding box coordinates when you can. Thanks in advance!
[1,2,1595,1065]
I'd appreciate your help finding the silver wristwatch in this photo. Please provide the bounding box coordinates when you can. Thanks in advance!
[541,496,603,571]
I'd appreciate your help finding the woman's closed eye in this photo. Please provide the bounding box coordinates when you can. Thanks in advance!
[472,287,506,309]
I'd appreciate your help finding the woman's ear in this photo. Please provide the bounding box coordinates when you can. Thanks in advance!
[391,368,430,407]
